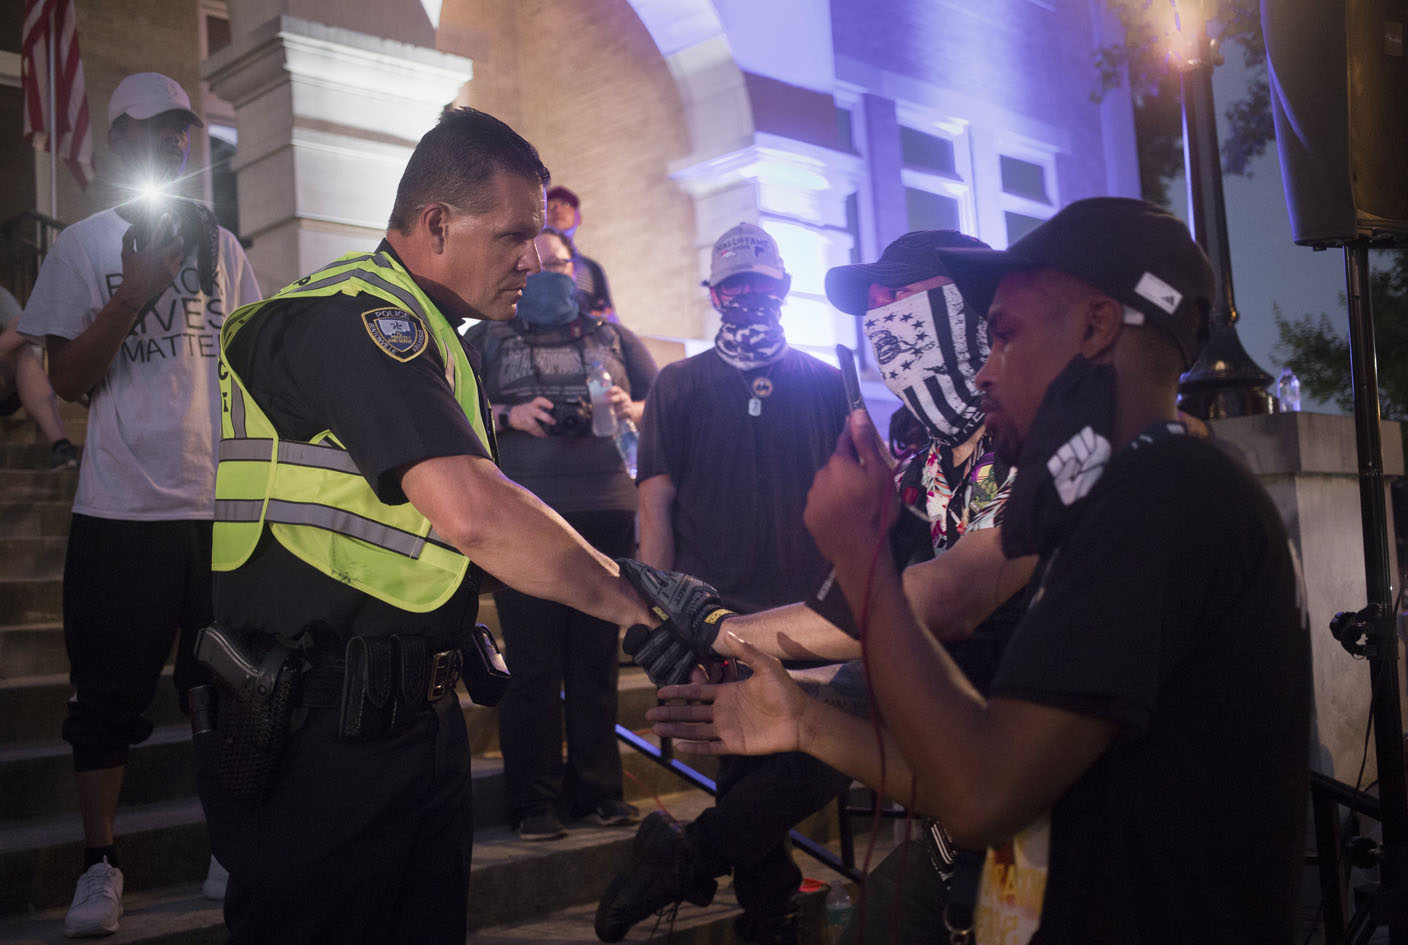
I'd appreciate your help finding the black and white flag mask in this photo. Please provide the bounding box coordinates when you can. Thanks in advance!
[863,283,987,447]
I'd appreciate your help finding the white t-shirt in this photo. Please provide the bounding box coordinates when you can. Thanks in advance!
[19,208,262,520]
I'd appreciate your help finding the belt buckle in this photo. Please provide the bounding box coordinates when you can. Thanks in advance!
[426,648,460,702]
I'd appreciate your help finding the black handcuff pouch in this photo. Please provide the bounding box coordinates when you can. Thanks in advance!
[462,623,511,707]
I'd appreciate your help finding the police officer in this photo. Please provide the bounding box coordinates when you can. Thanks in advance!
[195,107,658,945]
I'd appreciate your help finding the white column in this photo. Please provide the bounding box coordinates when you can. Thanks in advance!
[204,16,472,294]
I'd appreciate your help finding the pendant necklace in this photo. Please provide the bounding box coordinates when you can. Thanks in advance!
[740,361,777,417]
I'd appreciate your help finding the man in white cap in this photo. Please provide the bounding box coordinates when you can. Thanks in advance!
[620,223,848,943]
[19,72,260,937]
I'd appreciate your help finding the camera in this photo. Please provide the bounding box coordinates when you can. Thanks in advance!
[545,399,592,436]
[132,200,180,253]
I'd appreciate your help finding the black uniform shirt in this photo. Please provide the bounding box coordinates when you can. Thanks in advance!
[214,243,492,644]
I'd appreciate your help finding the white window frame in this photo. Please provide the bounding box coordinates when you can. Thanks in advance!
[895,105,975,235]
[994,133,1060,242]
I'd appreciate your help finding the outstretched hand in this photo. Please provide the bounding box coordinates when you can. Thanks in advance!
[804,409,898,572]
[645,633,809,756]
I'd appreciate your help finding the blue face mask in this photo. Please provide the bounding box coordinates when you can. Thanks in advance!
[515,271,579,327]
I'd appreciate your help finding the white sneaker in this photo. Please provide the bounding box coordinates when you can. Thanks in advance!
[201,855,228,901]
[63,857,123,938]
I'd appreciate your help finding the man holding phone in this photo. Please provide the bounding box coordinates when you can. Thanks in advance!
[19,72,261,937]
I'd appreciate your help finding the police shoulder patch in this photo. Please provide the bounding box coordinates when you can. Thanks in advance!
[361,307,428,362]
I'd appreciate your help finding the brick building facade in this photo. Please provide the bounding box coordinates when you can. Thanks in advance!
[1,0,1138,355]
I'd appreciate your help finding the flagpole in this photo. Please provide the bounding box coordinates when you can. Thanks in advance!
[45,2,57,216]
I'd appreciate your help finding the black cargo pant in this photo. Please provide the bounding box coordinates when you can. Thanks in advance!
[494,508,634,824]
[197,694,473,945]
[688,751,853,917]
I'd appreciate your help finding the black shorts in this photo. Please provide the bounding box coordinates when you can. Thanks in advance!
[62,514,213,769]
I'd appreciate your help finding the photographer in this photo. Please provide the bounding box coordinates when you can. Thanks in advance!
[18,72,260,936]
[465,227,657,839]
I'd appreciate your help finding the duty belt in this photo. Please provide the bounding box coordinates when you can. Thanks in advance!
[297,638,463,709]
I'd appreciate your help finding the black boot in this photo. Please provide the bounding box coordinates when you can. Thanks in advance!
[594,811,717,942]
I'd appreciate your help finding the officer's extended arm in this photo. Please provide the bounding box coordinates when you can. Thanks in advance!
[401,453,656,629]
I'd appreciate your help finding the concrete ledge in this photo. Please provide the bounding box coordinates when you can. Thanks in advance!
[1209,411,1404,477]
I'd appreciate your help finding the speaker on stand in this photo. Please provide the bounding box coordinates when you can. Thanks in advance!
[1263,1,1408,941]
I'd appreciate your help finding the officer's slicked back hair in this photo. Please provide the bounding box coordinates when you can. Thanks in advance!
[388,107,550,234]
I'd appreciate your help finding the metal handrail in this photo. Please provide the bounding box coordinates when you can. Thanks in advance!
[0,211,67,306]
[615,723,866,883]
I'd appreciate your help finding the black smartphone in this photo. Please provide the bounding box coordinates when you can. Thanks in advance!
[836,343,866,414]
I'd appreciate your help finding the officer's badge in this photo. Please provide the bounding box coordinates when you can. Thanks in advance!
[361,307,428,362]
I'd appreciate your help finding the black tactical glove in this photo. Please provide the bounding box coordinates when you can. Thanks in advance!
[617,559,736,686]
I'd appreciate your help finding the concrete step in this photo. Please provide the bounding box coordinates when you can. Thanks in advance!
[0,660,662,752]
[0,715,702,834]
[0,500,72,539]
[0,670,180,746]
[0,725,196,825]
[0,576,63,628]
[0,468,78,503]
[0,536,66,579]
[0,405,86,451]
[0,751,705,917]
[0,870,847,945]
[0,788,863,945]
[0,882,223,945]
[0,670,677,820]
[0,796,214,918]
[0,624,66,679]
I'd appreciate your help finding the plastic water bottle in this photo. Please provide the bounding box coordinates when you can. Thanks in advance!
[1276,367,1301,413]
[824,879,854,944]
[615,417,639,479]
[587,360,617,437]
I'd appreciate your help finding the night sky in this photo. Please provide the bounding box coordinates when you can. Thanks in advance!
[1168,53,1350,414]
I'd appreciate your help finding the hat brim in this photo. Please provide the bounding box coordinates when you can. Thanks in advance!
[931,246,1043,318]
[115,106,204,129]
[709,263,786,287]
[825,258,954,316]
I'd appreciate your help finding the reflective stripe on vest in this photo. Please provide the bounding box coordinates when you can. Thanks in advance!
[212,250,489,613]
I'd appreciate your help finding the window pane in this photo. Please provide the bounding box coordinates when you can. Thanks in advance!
[1000,155,1048,202]
[206,15,232,55]
[900,126,956,175]
[1005,211,1044,244]
[836,106,854,153]
[906,188,960,232]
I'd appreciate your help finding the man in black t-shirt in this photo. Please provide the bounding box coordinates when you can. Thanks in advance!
[621,223,846,940]
[649,198,1311,944]
[198,109,660,945]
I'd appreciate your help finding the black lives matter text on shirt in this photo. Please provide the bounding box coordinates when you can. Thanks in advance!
[105,264,228,364]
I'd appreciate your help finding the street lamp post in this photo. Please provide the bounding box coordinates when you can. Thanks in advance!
[1172,11,1275,418]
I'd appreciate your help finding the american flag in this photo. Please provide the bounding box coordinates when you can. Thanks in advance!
[21,0,93,189]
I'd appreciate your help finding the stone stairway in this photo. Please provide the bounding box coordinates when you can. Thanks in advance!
[0,404,865,944]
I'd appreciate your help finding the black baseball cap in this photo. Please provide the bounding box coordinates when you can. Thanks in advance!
[934,197,1214,368]
[825,230,989,316]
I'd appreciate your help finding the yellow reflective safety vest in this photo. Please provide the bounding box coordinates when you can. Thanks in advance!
[212,250,493,613]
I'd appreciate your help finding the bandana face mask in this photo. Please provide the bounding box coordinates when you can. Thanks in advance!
[863,283,986,447]
[714,292,787,369]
